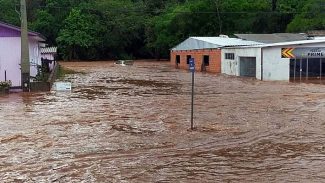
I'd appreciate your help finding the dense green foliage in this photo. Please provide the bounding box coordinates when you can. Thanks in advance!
[0,0,324,60]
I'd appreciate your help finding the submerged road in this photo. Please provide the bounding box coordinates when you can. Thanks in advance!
[0,61,325,182]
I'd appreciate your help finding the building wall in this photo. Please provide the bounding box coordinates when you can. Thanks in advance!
[0,37,21,87]
[262,42,325,81]
[222,42,325,81]
[262,47,290,81]
[170,49,221,73]
[29,39,41,78]
[0,37,41,87]
[221,47,262,79]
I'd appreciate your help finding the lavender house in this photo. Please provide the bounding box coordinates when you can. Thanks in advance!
[0,21,45,88]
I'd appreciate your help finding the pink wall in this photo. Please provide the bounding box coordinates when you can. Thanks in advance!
[0,37,41,87]
[0,37,20,87]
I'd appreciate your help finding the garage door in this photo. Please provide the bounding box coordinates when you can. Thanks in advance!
[240,57,256,77]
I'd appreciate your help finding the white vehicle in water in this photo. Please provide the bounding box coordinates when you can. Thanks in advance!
[114,60,134,66]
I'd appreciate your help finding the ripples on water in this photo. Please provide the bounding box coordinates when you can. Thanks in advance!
[0,61,324,182]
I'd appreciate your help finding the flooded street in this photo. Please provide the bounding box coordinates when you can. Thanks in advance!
[1,61,325,182]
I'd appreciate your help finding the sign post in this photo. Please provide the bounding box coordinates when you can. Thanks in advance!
[189,58,195,130]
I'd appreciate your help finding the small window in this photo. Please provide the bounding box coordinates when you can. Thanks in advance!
[225,53,235,60]
[203,55,209,66]
[186,55,191,64]
[176,55,180,64]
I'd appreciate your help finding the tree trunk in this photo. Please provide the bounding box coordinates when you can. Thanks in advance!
[214,0,222,35]
[272,0,277,11]
[155,47,160,61]
[68,47,73,61]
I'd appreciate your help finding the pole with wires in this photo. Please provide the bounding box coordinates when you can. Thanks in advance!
[21,0,30,92]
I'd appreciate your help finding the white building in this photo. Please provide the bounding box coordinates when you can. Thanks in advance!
[222,39,325,81]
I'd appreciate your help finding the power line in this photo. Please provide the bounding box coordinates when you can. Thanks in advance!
[17,4,325,15]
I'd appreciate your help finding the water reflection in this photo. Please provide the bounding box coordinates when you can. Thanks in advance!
[0,61,324,182]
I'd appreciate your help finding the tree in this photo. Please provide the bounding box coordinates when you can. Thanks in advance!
[287,0,325,32]
[31,10,57,45]
[94,0,148,59]
[2,0,322,60]
[0,0,20,25]
[56,8,100,60]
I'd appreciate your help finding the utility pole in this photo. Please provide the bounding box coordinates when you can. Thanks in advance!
[21,0,30,92]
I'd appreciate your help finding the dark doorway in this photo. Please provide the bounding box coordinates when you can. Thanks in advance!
[175,55,180,69]
[240,57,256,77]
[201,55,209,72]
[186,55,191,65]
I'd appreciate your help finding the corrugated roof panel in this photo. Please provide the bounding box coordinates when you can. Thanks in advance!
[192,37,261,46]
[172,37,222,51]
[172,37,262,51]
[250,39,325,48]
[235,33,308,43]
[41,47,57,54]
[227,39,325,49]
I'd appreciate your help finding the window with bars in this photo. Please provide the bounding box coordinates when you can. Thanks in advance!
[176,55,180,64]
[225,53,235,60]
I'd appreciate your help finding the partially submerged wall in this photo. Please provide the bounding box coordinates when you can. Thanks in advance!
[30,62,59,92]
[170,49,221,73]
[222,47,262,79]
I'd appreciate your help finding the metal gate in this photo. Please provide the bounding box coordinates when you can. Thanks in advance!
[240,57,256,77]
[290,58,324,83]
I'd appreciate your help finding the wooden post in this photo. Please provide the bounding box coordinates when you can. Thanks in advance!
[21,0,30,92]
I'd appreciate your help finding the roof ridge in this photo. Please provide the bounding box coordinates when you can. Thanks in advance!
[0,20,43,37]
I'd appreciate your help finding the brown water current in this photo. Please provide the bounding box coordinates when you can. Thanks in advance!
[0,61,325,182]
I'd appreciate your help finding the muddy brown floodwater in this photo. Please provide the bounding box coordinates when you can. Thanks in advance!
[1,61,325,182]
